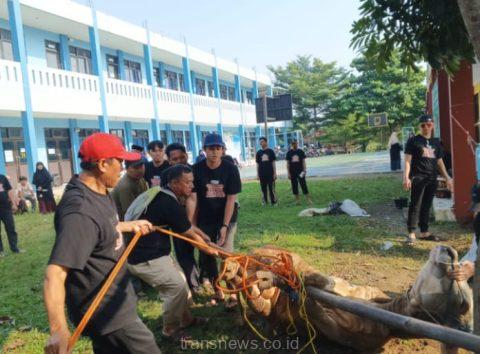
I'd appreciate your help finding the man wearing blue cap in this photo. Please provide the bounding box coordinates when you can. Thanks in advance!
[192,133,241,308]
[403,114,453,245]
[112,157,148,221]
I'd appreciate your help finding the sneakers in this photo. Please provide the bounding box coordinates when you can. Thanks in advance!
[13,249,26,254]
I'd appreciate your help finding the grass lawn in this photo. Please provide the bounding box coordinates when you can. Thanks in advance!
[0,174,473,353]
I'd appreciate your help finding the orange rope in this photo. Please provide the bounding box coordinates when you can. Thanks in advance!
[67,230,143,352]
[69,226,304,351]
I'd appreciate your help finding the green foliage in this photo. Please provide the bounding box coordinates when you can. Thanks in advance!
[365,141,384,152]
[351,0,474,73]
[269,52,426,148]
[268,56,347,131]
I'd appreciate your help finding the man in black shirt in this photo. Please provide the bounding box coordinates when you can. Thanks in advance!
[144,140,170,187]
[161,143,201,293]
[256,137,277,205]
[286,140,312,204]
[127,164,216,339]
[44,133,160,354]
[404,115,453,245]
[0,174,21,256]
[193,133,242,308]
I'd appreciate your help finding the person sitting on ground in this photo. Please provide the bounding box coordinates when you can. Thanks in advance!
[126,164,218,342]
[112,157,148,221]
[32,162,56,214]
[16,176,36,213]
[144,140,170,187]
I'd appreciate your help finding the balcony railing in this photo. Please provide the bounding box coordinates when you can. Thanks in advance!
[0,60,257,125]
[0,59,25,111]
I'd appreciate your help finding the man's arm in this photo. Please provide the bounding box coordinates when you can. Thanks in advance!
[403,154,412,190]
[256,162,260,180]
[437,159,453,191]
[272,160,277,180]
[185,193,197,223]
[302,159,307,174]
[218,194,236,247]
[117,220,153,235]
[286,161,291,179]
[8,189,17,212]
[44,264,70,354]
[183,227,217,256]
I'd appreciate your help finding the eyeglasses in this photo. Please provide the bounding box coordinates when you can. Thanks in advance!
[420,123,433,128]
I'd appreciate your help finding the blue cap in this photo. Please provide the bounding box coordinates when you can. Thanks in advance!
[203,133,225,148]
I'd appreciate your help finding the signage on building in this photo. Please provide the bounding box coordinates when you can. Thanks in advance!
[255,93,293,123]
[367,113,388,127]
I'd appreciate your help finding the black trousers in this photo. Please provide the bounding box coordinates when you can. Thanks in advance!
[198,223,220,284]
[90,318,161,354]
[0,207,18,253]
[259,176,277,204]
[407,175,438,233]
[290,175,309,195]
[173,237,200,290]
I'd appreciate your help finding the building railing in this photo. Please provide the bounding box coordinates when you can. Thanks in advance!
[0,60,257,125]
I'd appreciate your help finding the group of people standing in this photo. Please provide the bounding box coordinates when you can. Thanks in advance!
[44,132,242,353]
[0,161,56,257]
[256,137,312,205]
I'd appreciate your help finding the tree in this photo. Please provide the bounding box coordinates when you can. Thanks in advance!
[268,56,347,132]
[351,0,475,73]
[323,52,426,149]
[457,0,480,59]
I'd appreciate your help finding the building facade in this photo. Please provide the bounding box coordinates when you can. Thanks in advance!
[426,61,480,223]
[0,0,288,185]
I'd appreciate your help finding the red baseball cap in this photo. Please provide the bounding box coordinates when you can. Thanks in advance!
[79,133,141,162]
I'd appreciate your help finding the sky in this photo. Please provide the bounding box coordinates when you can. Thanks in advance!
[73,0,362,77]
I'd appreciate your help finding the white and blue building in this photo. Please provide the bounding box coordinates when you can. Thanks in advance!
[0,0,291,185]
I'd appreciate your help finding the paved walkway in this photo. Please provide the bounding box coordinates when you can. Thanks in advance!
[240,150,400,180]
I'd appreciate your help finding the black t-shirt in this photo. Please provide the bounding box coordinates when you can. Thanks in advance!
[405,135,443,179]
[193,159,242,226]
[144,160,170,188]
[0,175,12,209]
[255,148,276,178]
[286,149,306,176]
[48,177,137,336]
[128,189,191,265]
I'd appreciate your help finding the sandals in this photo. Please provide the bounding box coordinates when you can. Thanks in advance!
[418,234,440,242]
[405,236,416,246]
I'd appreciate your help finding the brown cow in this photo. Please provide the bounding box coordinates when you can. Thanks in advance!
[220,245,473,353]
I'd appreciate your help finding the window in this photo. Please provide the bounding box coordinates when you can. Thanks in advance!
[153,68,161,87]
[165,70,178,90]
[220,84,228,100]
[207,81,215,97]
[179,73,185,92]
[172,130,184,144]
[106,55,119,79]
[227,86,235,101]
[109,129,125,144]
[195,78,206,96]
[70,46,92,74]
[124,59,142,83]
[45,40,62,69]
[246,91,253,104]
[78,128,99,144]
[184,130,192,151]
[132,129,149,149]
[160,130,167,143]
[0,29,13,61]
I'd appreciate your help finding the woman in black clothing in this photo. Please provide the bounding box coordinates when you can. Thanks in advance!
[388,131,402,171]
[32,162,56,214]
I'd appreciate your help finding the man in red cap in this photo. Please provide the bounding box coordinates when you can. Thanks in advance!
[43,133,161,354]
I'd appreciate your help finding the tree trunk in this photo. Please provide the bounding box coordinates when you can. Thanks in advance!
[457,0,480,59]
[457,1,480,347]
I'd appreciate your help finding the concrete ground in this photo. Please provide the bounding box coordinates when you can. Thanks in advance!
[240,150,401,180]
